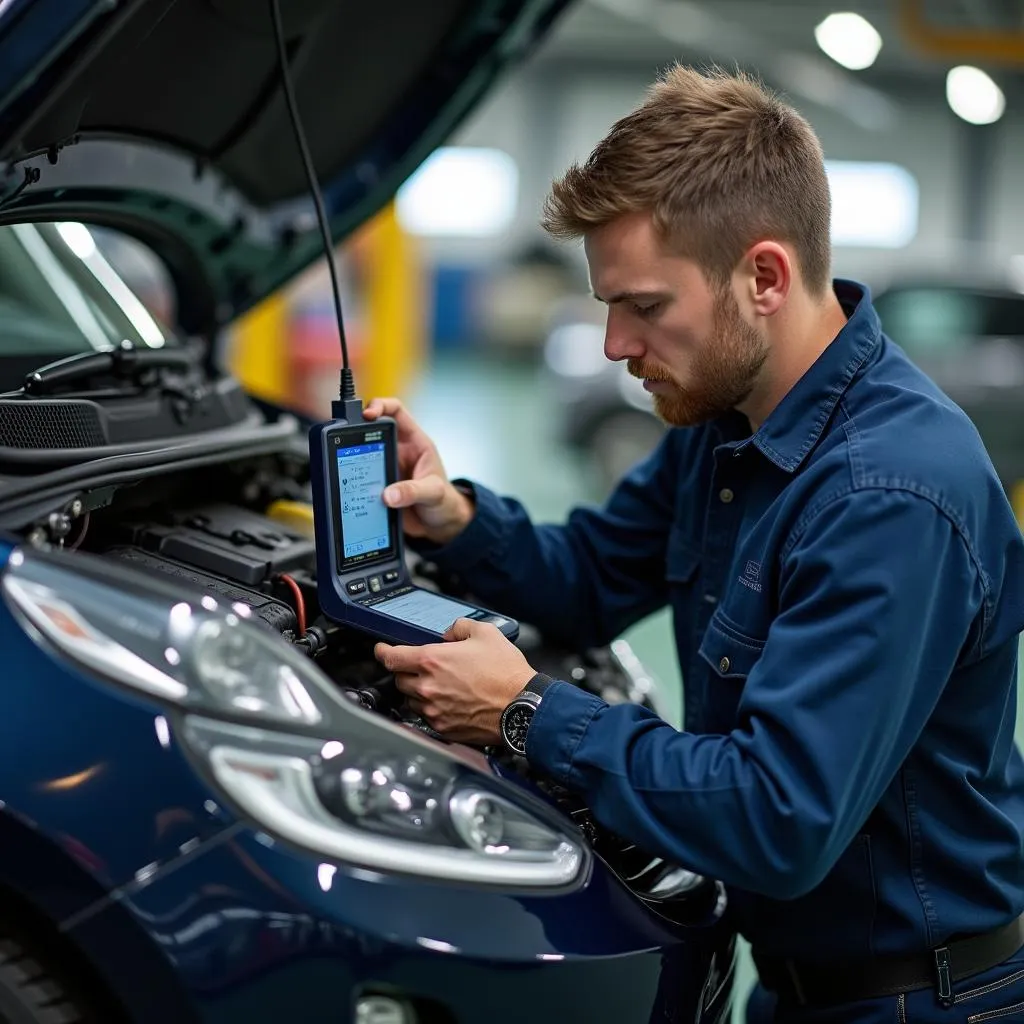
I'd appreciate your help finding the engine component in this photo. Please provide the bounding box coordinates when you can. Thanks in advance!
[293,624,328,656]
[115,503,315,586]
[0,397,106,449]
[102,545,297,633]
[264,498,315,539]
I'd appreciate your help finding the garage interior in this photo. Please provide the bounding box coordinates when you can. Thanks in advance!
[223,3,1024,1016]
[226,4,1024,1015]
[4,0,1024,1020]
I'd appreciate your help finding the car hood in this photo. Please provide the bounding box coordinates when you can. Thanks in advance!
[0,0,569,337]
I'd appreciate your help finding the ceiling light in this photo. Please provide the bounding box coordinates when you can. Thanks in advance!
[396,147,519,238]
[814,12,882,71]
[825,161,919,249]
[946,66,1005,125]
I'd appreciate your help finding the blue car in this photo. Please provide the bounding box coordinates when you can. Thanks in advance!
[0,1,736,1021]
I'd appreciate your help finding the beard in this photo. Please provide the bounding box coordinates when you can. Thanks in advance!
[627,290,768,427]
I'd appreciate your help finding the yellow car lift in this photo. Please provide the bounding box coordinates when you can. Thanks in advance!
[229,199,424,411]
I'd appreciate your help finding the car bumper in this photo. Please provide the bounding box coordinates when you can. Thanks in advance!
[71,826,735,1024]
[0,549,731,1023]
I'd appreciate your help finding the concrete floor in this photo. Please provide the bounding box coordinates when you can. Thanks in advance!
[406,349,1024,1022]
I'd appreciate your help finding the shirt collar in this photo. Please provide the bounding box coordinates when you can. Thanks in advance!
[737,278,881,473]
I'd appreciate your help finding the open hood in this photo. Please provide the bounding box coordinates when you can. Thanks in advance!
[0,0,570,336]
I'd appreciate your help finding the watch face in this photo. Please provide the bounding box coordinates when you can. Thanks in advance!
[502,701,534,754]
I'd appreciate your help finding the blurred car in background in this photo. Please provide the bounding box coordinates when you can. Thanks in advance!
[872,279,1024,493]
[544,280,1024,499]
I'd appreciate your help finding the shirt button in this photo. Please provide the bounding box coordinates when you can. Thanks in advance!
[719,488,735,503]
[719,656,730,673]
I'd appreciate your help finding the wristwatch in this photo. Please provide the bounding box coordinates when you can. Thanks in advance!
[499,673,554,756]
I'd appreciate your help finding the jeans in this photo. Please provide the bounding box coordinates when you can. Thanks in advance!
[745,947,1024,1023]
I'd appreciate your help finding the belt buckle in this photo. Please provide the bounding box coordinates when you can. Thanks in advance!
[934,946,953,1007]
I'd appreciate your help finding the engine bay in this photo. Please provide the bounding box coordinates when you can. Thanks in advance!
[7,453,724,927]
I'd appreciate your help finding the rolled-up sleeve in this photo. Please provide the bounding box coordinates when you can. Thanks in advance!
[526,486,988,899]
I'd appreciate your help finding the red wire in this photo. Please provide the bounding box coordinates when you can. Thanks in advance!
[277,573,307,635]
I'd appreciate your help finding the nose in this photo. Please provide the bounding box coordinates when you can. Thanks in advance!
[603,309,644,363]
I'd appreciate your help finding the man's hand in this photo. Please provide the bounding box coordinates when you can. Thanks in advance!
[374,618,536,745]
[363,397,475,545]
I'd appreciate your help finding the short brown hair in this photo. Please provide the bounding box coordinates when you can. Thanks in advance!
[541,65,832,296]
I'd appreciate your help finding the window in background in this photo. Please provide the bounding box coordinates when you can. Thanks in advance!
[825,160,919,248]
[396,147,519,238]
[874,287,1024,356]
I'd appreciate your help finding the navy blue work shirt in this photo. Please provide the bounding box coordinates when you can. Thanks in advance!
[423,280,1024,962]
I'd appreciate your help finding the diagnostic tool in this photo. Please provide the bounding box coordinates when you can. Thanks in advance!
[270,0,517,647]
[309,413,519,646]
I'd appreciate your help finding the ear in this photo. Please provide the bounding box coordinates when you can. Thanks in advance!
[736,241,791,317]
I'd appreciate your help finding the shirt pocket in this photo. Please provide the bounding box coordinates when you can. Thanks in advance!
[697,614,765,728]
[698,613,766,679]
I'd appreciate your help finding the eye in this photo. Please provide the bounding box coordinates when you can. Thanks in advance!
[632,302,662,319]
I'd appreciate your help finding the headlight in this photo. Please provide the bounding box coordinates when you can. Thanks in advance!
[184,717,579,885]
[2,548,584,887]
[3,565,326,725]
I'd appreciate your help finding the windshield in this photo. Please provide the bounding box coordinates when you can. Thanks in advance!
[0,222,175,383]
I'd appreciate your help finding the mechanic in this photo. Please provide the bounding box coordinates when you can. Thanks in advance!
[366,65,1024,1023]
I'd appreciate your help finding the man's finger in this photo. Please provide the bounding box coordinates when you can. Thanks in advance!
[444,617,484,642]
[374,641,425,673]
[362,396,404,420]
[383,475,447,509]
[363,397,426,441]
[393,672,423,698]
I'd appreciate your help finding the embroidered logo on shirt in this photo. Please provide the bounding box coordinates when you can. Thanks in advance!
[738,560,763,592]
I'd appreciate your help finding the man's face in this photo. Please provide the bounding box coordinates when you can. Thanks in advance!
[585,212,768,427]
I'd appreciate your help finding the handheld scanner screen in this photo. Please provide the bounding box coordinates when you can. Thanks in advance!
[328,422,400,574]
[368,589,479,633]
[338,440,390,559]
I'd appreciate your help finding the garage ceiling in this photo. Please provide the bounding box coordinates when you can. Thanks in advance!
[532,0,1024,126]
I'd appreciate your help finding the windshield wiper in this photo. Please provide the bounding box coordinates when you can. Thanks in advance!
[20,340,196,397]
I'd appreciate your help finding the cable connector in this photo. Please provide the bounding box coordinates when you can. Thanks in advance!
[331,367,362,422]
[331,395,364,424]
[294,624,328,658]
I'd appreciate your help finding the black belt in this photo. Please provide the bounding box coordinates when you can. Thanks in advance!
[753,912,1024,1008]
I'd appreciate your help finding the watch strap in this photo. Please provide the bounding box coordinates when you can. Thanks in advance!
[520,672,554,701]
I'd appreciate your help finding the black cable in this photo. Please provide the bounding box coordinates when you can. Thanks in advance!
[268,0,355,401]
